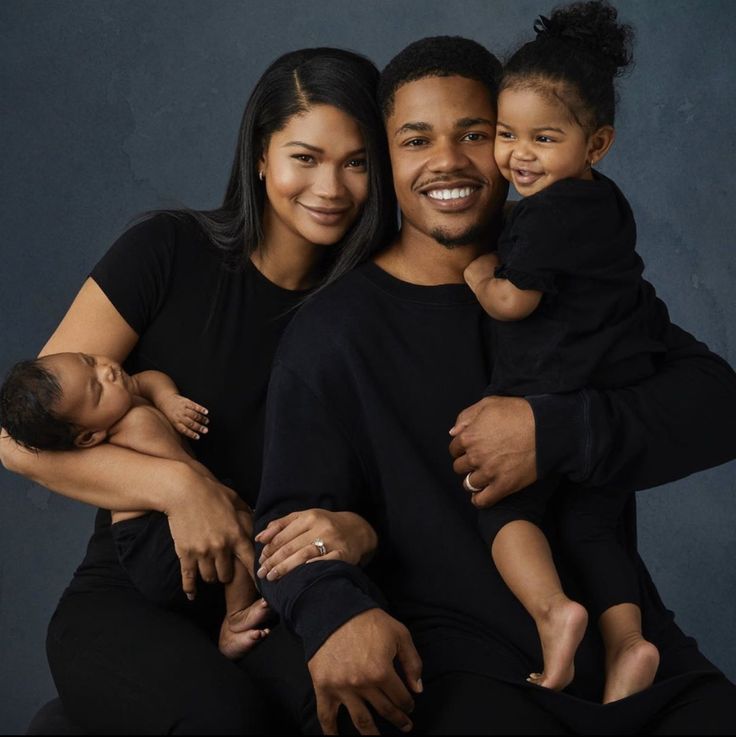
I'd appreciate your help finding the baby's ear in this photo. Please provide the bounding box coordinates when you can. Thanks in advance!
[74,429,107,448]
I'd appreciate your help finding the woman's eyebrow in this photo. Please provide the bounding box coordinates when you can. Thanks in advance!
[282,141,323,152]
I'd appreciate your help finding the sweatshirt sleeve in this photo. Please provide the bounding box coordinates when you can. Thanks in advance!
[255,360,385,660]
[529,292,736,490]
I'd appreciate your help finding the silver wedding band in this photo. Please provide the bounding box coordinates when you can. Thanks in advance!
[463,472,482,493]
[312,537,327,556]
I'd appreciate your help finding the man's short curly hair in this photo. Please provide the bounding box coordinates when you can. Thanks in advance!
[378,36,503,119]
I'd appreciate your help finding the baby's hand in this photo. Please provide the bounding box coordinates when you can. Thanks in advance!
[157,394,209,440]
[464,252,501,297]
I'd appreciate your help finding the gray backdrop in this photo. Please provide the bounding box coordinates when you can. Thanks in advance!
[1,0,735,732]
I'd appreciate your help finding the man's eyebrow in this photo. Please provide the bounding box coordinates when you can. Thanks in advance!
[394,121,432,136]
[455,117,495,128]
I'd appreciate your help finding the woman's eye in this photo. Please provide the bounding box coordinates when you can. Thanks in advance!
[346,158,367,169]
[292,154,315,164]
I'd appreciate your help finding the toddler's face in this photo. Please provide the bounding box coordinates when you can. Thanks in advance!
[42,352,135,436]
[494,87,593,197]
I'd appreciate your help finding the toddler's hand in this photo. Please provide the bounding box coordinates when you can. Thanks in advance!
[158,394,209,440]
[464,252,501,296]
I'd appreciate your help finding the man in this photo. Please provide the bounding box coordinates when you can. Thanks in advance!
[255,37,736,734]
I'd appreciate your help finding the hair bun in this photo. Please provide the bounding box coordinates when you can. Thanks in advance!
[534,0,634,76]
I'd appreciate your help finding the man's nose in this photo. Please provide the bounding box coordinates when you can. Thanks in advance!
[427,138,469,172]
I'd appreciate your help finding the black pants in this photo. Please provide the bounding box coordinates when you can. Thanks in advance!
[46,588,318,735]
[479,478,640,618]
[410,671,736,735]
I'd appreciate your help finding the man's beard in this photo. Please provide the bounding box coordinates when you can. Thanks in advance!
[430,223,487,249]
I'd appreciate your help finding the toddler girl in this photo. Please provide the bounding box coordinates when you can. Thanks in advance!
[464,0,663,703]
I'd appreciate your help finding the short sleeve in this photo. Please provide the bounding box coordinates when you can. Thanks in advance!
[90,214,177,335]
[495,197,572,295]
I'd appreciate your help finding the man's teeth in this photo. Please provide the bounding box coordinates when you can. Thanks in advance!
[427,187,474,201]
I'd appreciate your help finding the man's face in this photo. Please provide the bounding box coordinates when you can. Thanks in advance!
[386,75,508,248]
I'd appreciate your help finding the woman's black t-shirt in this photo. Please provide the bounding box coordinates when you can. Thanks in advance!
[67,213,306,592]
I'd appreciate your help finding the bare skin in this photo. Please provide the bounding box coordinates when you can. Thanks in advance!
[600,603,660,703]
[492,520,588,690]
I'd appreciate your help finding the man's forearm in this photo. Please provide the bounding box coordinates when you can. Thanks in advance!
[531,321,736,490]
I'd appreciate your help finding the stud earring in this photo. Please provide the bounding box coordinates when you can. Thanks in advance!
[258,170,265,181]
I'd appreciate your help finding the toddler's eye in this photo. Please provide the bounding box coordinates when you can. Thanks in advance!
[496,131,514,140]
[536,135,554,143]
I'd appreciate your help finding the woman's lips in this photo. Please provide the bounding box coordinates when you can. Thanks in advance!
[298,202,350,225]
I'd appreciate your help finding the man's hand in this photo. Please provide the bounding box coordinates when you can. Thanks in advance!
[165,471,254,599]
[308,609,423,735]
[449,395,537,507]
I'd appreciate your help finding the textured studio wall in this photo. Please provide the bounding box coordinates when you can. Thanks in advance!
[1,1,735,732]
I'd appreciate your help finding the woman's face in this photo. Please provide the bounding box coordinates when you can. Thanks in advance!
[260,104,369,249]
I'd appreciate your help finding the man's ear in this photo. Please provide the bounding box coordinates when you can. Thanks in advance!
[587,125,615,167]
[74,429,107,448]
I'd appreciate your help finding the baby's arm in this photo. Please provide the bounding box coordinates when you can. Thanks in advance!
[133,370,209,440]
[464,253,543,321]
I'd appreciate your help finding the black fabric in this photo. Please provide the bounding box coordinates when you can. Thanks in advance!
[255,261,736,732]
[490,173,665,396]
[26,698,86,735]
[48,214,308,732]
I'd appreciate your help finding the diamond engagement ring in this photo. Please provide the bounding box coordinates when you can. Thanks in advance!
[463,472,483,493]
[312,538,327,556]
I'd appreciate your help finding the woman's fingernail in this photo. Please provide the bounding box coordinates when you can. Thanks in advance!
[256,567,266,578]
[186,593,195,601]
[266,569,279,581]
[416,678,423,693]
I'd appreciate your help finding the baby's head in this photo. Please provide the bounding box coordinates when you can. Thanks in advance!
[495,0,634,196]
[0,353,135,451]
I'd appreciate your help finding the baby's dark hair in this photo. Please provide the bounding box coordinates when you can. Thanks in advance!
[502,0,634,131]
[0,358,77,451]
[378,36,503,119]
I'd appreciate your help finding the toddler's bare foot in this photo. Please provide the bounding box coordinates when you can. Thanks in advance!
[527,596,588,691]
[218,598,271,660]
[603,636,659,703]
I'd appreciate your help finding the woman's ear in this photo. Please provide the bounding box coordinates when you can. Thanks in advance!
[74,429,107,448]
[587,126,616,166]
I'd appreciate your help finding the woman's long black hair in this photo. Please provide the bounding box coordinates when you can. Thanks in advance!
[160,48,396,293]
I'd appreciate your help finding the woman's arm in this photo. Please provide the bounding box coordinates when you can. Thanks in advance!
[0,278,253,586]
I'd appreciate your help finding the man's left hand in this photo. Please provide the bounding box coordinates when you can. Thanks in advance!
[449,395,537,507]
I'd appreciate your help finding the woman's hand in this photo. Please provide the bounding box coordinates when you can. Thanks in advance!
[255,509,378,582]
[165,470,255,599]
[449,395,537,508]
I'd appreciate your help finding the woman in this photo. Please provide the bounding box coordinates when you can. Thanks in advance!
[1,47,395,733]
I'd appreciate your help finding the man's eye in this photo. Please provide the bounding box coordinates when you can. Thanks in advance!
[405,138,427,147]
[463,132,485,142]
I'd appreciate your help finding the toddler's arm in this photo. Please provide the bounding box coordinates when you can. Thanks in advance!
[464,253,542,321]
[134,370,209,440]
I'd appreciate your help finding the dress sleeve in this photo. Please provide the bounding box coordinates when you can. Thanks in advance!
[255,360,385,661]
[90,214,177,335]
[528,291,736,489]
